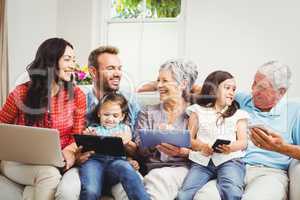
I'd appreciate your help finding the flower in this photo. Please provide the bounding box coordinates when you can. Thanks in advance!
[74,64,92,85]
[81,65,89,73]
[77,71,87,80]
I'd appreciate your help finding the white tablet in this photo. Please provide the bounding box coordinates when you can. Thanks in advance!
[138,129,191,148]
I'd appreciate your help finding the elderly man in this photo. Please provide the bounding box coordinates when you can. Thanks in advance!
[194,61,300,200]
[55,46,141,200]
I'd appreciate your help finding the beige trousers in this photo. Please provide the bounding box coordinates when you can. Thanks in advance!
[0,161,61,200]
[143,166,189,200]
[194,165,288,200]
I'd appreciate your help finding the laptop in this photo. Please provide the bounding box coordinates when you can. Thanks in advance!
[74,134,126,157]
[0,123,65,167]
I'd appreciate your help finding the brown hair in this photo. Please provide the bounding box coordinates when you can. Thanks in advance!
[89,92,129,126]
[197,70,239,123]
[25,38,74,126]
[88,46,119,69]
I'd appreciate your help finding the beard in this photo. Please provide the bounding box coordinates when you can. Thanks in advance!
[95,78,119,93]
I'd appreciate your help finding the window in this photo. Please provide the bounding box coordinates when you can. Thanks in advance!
[105,0,185,89]
[111,0,181,19]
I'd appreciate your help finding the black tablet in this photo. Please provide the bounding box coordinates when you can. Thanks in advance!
[73,134,126,157]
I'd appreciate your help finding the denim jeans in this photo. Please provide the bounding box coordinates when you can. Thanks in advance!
[79,155,149,200]
[177,158,245,200]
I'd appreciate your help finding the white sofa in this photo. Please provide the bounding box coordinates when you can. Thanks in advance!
[1,160,300,200]
[1,91,300,200]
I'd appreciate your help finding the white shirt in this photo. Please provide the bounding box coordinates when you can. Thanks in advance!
[187,104,249,166]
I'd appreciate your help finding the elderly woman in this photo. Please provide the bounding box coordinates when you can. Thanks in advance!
[135,59,198,200]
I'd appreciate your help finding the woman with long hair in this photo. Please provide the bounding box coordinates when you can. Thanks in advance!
[0,38,86,200]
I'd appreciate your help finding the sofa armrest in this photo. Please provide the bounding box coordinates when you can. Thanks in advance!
[0,175,23,200]
[289,159,300,200]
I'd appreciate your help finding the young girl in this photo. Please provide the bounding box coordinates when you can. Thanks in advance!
[177,71,249,200]
[79,93,149,200]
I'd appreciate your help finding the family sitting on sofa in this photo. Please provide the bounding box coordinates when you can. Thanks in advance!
[0,37,299,200]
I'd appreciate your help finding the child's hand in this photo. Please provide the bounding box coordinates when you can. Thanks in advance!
[124,140,137,151]
[200,144,214,156]
[216,144,232,154]
[112,131,131,144]
[128,159,140,171]
[83,127,97,135]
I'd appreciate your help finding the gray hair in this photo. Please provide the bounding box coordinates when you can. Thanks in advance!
[258,61,291,90]
[159,59,199,95]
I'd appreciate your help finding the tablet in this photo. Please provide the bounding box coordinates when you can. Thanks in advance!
[73,134,126,157]
[138,129,191,148]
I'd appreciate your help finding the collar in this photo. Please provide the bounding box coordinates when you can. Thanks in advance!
[251,94,288,118]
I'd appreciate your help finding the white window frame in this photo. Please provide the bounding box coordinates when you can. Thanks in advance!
[94,0,187,57]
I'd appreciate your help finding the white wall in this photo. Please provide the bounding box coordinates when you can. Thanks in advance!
[107,22,180,90]
[7,0,96,90]
[185,0,300,100]
[7,0,300,101]
[7,0,58,90]
[56,0,94,66]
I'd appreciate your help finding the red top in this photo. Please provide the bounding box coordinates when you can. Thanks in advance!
[0,82,86,149]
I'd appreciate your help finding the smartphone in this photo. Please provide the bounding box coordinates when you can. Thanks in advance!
[248,124,270,135]
[212,139,231,153]
[248,124,266,129]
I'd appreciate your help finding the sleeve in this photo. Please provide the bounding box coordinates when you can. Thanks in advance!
[235,110,250,121]
[0,86,23,123]
[128,93,141,131]
[235,91,250,107]
[292,109,300,145]
[186,104,200,116]
[71,87,87,135]
[134,106,150,145]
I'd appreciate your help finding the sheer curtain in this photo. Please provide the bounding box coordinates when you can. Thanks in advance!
[0,0,8,106]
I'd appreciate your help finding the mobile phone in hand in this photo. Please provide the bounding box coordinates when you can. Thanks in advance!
[212,139,231,153]
[248,124,266,129]
[248,124,270,135]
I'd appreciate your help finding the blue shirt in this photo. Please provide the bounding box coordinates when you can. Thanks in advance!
[236,92,300,170]
[85,87,140,135]
[90,123,127,137]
